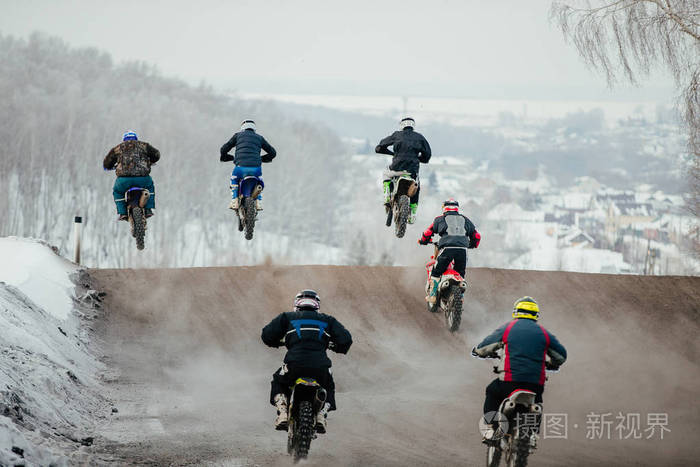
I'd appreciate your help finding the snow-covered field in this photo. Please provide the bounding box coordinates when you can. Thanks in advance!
[0,238,107,465]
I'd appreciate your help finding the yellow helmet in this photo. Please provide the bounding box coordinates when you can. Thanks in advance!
[512,296,540,320]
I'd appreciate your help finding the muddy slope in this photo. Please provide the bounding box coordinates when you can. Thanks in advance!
[89,266,700,466]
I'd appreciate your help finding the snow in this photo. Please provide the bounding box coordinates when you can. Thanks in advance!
[0,237,77,320]
[0,238,107,465]
[240,92,661,126]
[486,203,545,222]
[512,247,632,273]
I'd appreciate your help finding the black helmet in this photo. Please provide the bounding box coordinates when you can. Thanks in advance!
[294,289,321,311]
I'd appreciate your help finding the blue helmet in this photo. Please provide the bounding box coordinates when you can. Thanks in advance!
[122,131,138,141]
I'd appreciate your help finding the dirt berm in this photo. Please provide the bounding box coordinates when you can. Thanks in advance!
[89,266,700,466]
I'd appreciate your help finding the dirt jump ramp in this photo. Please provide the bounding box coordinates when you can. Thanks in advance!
[89,266,700,466]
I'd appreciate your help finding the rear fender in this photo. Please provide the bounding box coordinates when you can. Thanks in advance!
[391,174,417,198]
[125,187,147,208]
[289,379,323,417]
[439,274,467,291]
[239,176,264,198]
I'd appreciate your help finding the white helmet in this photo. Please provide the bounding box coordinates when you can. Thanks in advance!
[399,117,415,130]
[240,119,256,131]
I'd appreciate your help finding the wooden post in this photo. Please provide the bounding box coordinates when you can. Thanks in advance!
[74,216,82,264]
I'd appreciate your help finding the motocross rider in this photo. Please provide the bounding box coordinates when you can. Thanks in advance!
[220,119,277,211]
[375,117,432,223]
[418,199,480,303]
[261,290,353,433]
[472,297,567,446]
[103,131,160,221]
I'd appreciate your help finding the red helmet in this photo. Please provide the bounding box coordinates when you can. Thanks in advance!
[442,198,459,213]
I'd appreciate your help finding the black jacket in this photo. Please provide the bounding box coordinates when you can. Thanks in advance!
[220,129,276,167]
[261,309,352,368]
[420,211,480,249]
[375,127,431,176]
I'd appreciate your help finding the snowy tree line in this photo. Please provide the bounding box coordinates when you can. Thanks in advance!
[0,33,352,267]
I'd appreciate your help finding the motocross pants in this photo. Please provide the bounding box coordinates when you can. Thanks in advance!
[113,176,155,215]
[383,171,420,205]
[230,165,263,200]
[431,248,467,278]
[270,365,337,411]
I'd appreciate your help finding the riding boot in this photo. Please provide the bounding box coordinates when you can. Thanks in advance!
[255,194,263,211]
[273,394,288,430]
[409,203,418,224]
[426,278,439,304]
[316,402,330,434]
[383,180,391,204]
[230,185,239,210]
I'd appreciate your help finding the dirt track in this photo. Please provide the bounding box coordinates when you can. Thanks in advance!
[89,266,700,466]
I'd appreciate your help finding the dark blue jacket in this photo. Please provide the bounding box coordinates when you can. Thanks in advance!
[220,129,276,167]
[261,309,352,368]
[475,318,567,385]
[375,127,431,176]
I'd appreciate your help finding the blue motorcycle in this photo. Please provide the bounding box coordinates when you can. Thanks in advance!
[235,175,264,240]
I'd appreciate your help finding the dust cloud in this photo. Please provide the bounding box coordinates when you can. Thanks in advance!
[90,266,700,466]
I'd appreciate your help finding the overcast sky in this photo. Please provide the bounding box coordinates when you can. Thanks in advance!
[0,0,676,100]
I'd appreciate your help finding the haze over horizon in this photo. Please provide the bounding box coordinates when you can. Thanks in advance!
[1,0,676,102]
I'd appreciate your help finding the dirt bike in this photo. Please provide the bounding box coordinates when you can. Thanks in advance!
[286,377,327,462]
[384,171,418,238]
[122,187,150,250]
[479,353,557,467]
[425,244,467,332]
[233,175,264,241]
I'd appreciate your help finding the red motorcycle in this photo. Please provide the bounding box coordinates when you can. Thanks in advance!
[425,245,467,332]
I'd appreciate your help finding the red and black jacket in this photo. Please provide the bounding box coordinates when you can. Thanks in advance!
[420,211,481,249]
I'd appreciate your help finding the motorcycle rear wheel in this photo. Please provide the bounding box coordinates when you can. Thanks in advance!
[508,429,530,467]
[131,207,146,250]
[486,444,502,467]
[244,197,256,240]
[445,285,463,332]
[293,401,314,461]
[394,195,410,238]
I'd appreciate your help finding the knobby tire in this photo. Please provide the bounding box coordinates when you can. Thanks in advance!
[132,207,146,250]
[293,401,314,461]
[445,285,463,332]
[244,197,256,240]
[395,195,410,238]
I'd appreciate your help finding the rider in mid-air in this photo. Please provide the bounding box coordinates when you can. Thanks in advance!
[220,119,277,211]
[103,131,160,221]
[375,117,431,223]
[472,297,567,446]
[418,199,480,303]
[261,290,352,433]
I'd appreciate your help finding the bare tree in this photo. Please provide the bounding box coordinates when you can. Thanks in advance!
[551,1,699,240]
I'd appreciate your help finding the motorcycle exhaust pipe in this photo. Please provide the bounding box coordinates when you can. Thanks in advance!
[459,281,467,290]
[138,189,151,208]
[530,404,542,413]
[316,388,327,404]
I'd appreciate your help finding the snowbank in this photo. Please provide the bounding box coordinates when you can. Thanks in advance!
[0,237,107,465]
[0,237,77,320]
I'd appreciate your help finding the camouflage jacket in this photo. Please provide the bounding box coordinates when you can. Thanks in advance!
[103,141,160,177]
